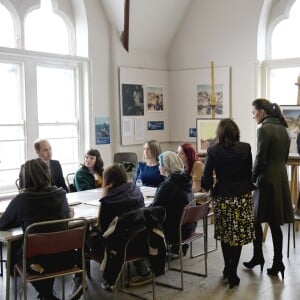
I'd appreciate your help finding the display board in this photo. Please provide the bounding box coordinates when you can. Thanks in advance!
[119,67,169,145]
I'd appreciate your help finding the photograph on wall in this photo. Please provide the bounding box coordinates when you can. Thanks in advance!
[95,116,110,145]
[281,105,300,154]
[189,128,197,138]
[147,121,164,130]
[197,83,228,118]
[196,119,220,152]
[146,86,164,111]
[122,84,144,116]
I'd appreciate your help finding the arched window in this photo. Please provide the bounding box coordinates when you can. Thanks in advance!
[24,1,71,55]
[262,0,300,106]
[0,0,89,196]
[271,0,300,59]
[0,2,16,47]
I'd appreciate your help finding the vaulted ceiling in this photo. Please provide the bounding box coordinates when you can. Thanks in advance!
[101,0,193,53]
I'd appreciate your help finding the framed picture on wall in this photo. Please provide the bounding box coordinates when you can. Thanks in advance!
[146,86,164,112]
[196,118,221,153]
[281,105,300,154]
[121,84,144,116]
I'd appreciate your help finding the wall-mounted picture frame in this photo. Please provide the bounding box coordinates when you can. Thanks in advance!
[281,105,300,154]
[197,83,229,118]
[121,84,144,116]
[196,118,221,153]
[146,86,164,112]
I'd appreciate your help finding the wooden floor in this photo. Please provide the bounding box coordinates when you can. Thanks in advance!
[1,223,300,300]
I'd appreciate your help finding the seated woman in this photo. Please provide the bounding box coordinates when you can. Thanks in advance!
[73,149,104,191]
[87,164,145,256]
[150,151,195,251]
[98,164,145,233]
[135,140,165,187]
[86,164,147,288]
[0,158,73,300]
[177,143,204,193]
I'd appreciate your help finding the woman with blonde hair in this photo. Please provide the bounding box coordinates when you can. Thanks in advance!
[135,140,164,187]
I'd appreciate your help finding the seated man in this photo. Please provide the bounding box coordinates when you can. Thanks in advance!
[19,139,68,192]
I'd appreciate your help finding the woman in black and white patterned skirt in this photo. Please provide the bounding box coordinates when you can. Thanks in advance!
[201,118,255,289]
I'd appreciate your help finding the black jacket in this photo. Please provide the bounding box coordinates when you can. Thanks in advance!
[99,182,145,232]
[101,207,166,287]
[201,142,255,197]
[0,186,70,232]
[150,173,195,243]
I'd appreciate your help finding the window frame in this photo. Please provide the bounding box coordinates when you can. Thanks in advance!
[0,47,91,198]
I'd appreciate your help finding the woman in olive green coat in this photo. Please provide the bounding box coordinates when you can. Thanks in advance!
[243,98,294,279]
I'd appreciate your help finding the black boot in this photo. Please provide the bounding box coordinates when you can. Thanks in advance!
[267,225,285,279]
[221,242,230,279]
[228,245,241,289]
[243,224,264,271]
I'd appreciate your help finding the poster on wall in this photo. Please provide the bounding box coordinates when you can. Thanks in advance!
[95,117,110,145]
[122,84,144,116]
[197,83,229,118]
[281,105,300,154]
[146,86,164,111]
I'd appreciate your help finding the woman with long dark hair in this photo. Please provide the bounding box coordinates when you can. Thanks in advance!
[243,98,294,279]
[201,119,255,288]
[73,149,104,191]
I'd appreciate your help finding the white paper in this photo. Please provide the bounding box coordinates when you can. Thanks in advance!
[122,118,134,137]
[135,117,144,140]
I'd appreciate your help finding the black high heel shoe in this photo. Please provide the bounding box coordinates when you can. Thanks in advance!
[228,275,240,289]
[267,262,285,279]
[243,257,265,272]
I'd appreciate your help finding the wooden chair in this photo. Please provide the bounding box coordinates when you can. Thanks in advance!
[156,199,210,290]
[66,173,76,193]
[13,218,87,300]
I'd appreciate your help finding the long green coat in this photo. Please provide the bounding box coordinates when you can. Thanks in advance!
[253,117,294,225]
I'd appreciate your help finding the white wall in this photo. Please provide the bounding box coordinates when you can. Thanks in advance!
[168,0,265,151]
[84,0,270,162]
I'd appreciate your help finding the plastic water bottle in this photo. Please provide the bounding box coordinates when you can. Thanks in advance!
[136,178,143,188]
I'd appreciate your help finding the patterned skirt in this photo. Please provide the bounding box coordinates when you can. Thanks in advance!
[213,193,255,246]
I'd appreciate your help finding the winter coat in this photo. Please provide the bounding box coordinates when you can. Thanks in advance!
[253,117,294,225]
[99,182,145,232]
[150,173,195,243]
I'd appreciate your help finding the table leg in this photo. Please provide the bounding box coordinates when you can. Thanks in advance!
[5,241,11,300]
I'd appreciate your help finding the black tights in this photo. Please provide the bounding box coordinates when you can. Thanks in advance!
[254,223,283,262]
[221,242,242,278]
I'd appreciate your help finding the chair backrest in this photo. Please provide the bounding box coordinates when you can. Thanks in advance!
[23,218,87,260]
[113,152,138,165]
[181,199,211,226]
[66,172,76,192]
